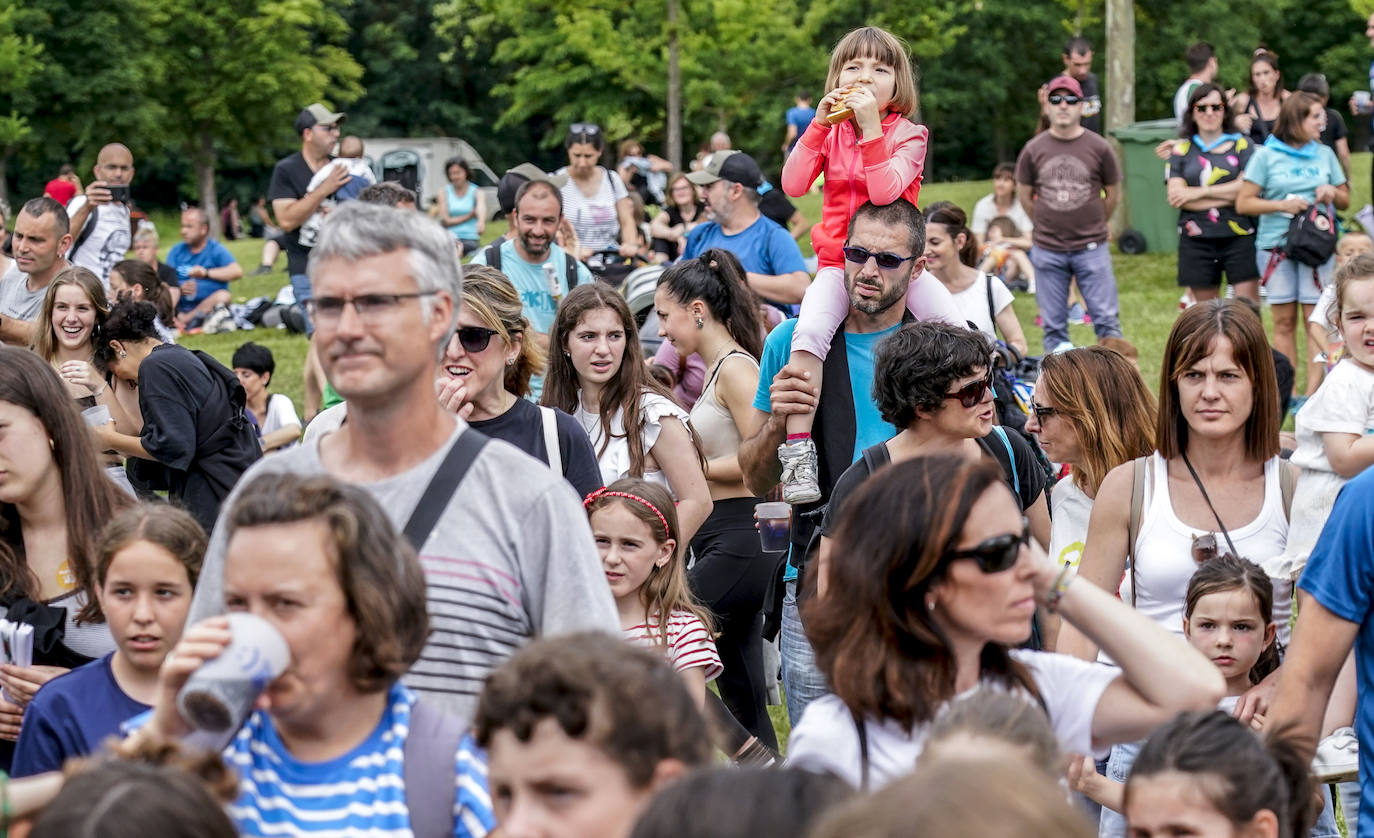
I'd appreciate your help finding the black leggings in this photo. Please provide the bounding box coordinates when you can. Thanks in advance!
[689,497,777,751]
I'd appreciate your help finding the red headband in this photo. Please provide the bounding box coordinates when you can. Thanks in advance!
[584,488,670,538]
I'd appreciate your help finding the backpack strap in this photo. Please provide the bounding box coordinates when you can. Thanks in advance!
[67,204,99,261]
[482,241,503,271]
[990,426,1020,498]
[984,272,1000,339]
[1127,455,1149,607]
[851,710,871,792]
[404,698,464,838]
[565,251,580,287]
[403,429,490,552]
[1279,460,1296,522]
[539,406,561,472]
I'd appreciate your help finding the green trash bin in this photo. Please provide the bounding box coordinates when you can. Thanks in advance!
[1110,118,1181,255]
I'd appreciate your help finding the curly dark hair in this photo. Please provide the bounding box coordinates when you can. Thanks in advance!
[474,632,711,787]
[226,473,430,693]
[872,321,991,429]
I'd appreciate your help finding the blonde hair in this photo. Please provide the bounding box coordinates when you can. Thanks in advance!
[824,27,919,118]
[585,479,714,646]
[31,266,109,363]
[460,265,547,397]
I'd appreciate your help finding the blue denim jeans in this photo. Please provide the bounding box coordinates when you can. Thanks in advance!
[780,579,829,727]
[1030,243,1123,353]
[1338,781,1360,835]
[290,273,313,335]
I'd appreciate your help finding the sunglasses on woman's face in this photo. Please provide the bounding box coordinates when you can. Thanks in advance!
[945,375,993,408]
[943,518,1031,573]
[453,325,501,354]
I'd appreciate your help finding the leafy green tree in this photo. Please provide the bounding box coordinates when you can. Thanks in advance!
[141,0,363,236]
[0,1,42,205]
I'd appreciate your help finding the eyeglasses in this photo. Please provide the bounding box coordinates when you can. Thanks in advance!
[943,519,1031,573]
[569,122,602,137]
[1193,103,1225,113]
[1030,402,1059,419]
[842,245,918,270]
[304,292,436,325]
[1048,94,1081,106]
[452,325,502,354]
[945,375,993,408]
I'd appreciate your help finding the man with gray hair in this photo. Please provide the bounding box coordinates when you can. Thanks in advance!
[188,202,617,721]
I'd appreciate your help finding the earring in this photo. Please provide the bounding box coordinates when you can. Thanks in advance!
[118,351,128,359]
[926,600,935,612]
[48,439,54,451]
[695,316,704,330]
[506,358,516,366]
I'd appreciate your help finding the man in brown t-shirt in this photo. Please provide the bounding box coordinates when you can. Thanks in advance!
[1016,75,1124,353]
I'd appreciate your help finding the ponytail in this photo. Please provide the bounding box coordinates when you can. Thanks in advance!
[925,203,978,268]
[657,248,764,359]
[112,260,175,327]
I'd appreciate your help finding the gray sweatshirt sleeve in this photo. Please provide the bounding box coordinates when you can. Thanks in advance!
[516,480,619,635]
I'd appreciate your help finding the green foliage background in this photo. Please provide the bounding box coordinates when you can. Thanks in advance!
[1,0,1371,207]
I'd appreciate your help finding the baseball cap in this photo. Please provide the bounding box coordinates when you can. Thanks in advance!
[1046,76,1084,98]
[497,163,571,216]
[687,151,763,188]
[294,103,346,134]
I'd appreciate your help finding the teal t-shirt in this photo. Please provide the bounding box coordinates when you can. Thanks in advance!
[753,318,899,580]
[1242,139,1346,251]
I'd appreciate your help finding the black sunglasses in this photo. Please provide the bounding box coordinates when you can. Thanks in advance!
[1030,402,1059,420]
[1193,102,1225,113]
[1048,94,1081,106]
[943,519,1031,573]
[453,325,501,353]
[945,375,993,408]
[842,245,917,270]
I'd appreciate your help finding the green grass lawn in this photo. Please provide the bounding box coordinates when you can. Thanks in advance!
[164,154,1372,754]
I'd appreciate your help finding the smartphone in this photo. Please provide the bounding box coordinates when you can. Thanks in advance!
[106,184,131,204]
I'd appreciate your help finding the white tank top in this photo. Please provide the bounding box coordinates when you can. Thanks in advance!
[1118,452,1288,641]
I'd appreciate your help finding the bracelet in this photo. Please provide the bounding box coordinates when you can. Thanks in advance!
[1045,562,1075,614]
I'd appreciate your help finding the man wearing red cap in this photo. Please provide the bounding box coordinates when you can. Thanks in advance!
[1015,75,1123,355]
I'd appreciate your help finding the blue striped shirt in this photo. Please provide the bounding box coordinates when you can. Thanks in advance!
[224,683,494,837]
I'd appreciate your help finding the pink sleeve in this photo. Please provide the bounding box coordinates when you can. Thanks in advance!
[781,121,832,197]
[860,123,929,205]
[653,338,682,369]
[791,267,850,358]
[905,269,965,326]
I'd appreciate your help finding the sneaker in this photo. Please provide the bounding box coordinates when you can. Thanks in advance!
[1313,727,1359,783]
[250,265,273,276]
[1052,340,1075,354]
[201,304,237,335]
[778,438,821,505]
[1068,302,1086,325]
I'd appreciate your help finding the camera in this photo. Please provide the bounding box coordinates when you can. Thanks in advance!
[106,184,131,204]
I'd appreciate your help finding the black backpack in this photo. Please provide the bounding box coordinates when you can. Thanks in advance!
[1284,203,1338,267]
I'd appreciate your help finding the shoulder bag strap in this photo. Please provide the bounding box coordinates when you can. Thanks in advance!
[851,710,871,792]
[990,426,1019,498]
[565,251,580,287]
[402,429,490,552]
[1179,451,1240,557]
[403,699,464,838]
[540,406,561,472]
[1128,456,1147,607]
[985,273,1000,339]
[1279,461,1296,522]
[483,241,502,271]
[67,205,99,260]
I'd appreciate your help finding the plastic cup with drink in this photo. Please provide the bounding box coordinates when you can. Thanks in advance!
[81,404,111,428]
[755,501,792,553]
[176,612,290,737]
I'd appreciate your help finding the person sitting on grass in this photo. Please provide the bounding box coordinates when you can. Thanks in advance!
[165,207,242,332]
[232,342,301,453]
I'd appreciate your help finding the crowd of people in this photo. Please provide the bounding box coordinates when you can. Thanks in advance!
[0,17,1372,838]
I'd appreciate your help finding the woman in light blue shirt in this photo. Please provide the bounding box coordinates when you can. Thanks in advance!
[440,157,486,256]
[1237,91,1349,391]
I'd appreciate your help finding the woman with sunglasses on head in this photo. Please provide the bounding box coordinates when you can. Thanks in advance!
[1168,83,1262,304]
[558,123,641,261]
[543,283,712,546]
[788,455,1223,790]
[814,321,1049,600]
[436,265,602,499]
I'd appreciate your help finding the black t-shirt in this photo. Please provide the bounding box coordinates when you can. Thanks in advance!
[137,344,262,530]
[467,398,603,500]
[1320,107,1348,151]
[651,201,707,260]
[267,151,320,276]
[759,188,797,230]
[820,429,1048,536]
[1079,73,1103,135]
[155,261,179,288]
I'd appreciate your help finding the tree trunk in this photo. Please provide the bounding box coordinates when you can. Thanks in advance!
[0,153,8,208]
[196,126,221,241]
[666,0,682,170]
[1105,0,1134,233]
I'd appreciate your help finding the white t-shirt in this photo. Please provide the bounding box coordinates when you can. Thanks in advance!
[66,197,131,288]
[557,167,629,253]
[1292,359,1374,473]
[0,267,47,325]
[298,158,376,248]
[1308,283,1340,341]
[947,272,1015,342]
[1048,475,1093,570]
[574,390,688,492]
[970,194,1034,239]
[786,649,1118,789]
[1173,79,1204,125]
[259,392,302,451]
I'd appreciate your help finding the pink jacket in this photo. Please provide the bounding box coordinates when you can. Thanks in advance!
[781,112,928,268]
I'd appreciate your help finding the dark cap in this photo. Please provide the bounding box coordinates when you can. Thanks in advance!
[497,163,570,216]
[294,103,346,135]
[686,150,762,189]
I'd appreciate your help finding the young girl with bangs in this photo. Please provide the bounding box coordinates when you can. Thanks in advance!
[586,478,721,706]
